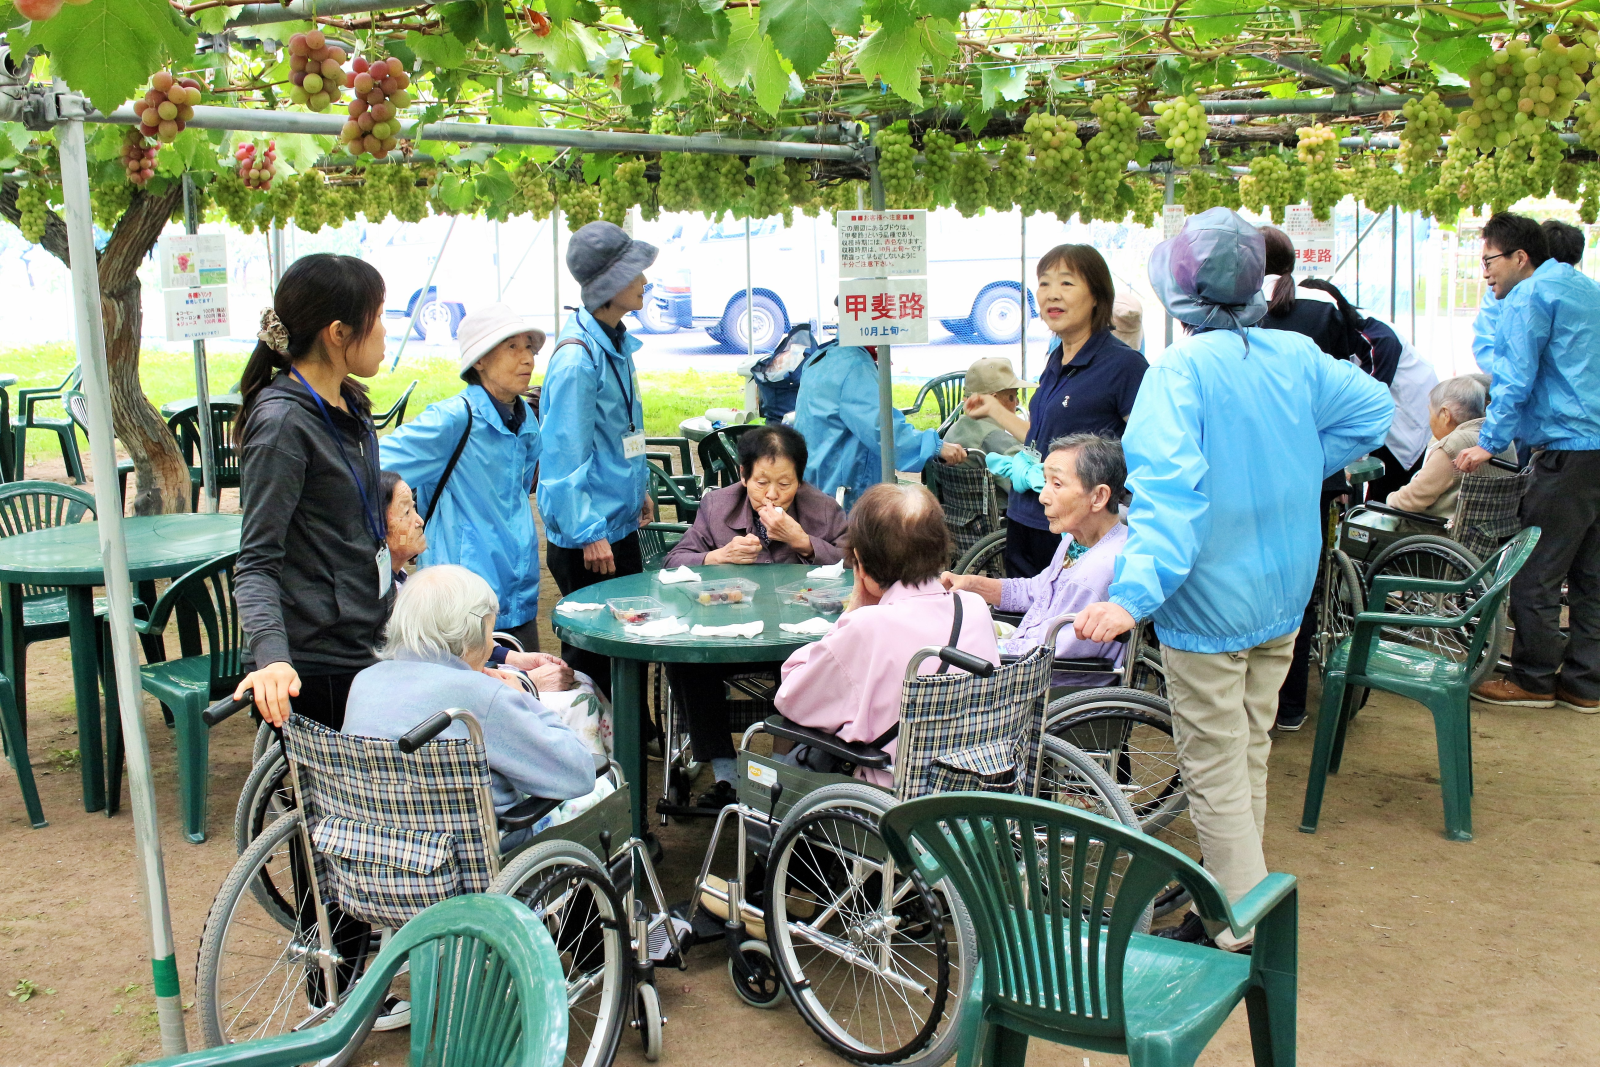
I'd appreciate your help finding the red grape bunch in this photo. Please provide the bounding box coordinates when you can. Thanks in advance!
[235,141,279,191]
[339,56,413,158]
[287,30,347,112]
[132,71,202,144]
[119,127,159,187]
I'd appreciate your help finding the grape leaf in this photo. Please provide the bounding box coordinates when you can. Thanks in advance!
[1362,24,1394,81]
[760,0,862,79]
[406,30,469,70]
[856,21,923,106]
[18,0,196,116]
[1415,34,1491,79]
[548,0,603,25]
[195,8,230,35]
[980,65,1027,111]
[1185,0,1250,46]
[716,8,789,115]
[618,0,719,45]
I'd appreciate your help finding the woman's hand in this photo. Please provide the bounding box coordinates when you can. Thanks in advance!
[940,571,1002,605]
[503,650,564,672]
[640,496,656,524]
[527,662,577,693]
[757,505,812,556]
[707,533,763,565]
[235,661,300,727]
[583,538,616,574]
[963,394,1000,419]
[482,666,530,693]
[1074,602,1136,643]
[1453,445,1491,473]
[938,442,967,465]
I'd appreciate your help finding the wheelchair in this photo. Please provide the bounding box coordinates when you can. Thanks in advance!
[923,446,1004,568]
[199,694,685,1067]
[685,615,1140,1066]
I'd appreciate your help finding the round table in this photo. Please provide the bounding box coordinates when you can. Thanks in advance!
[0,512,243,813]
[554,562,848,836]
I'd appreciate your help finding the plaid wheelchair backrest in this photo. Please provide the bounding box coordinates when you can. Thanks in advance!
[893,643,1055,802]
[926,457,1000,564]
[282,715,498,929]
[1452,467,1529,562]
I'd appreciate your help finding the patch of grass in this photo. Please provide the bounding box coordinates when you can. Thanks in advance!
[46,748,80,774]
[7,978,54,1003]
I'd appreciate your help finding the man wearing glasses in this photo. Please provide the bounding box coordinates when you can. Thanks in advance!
[1458,212,1600,714]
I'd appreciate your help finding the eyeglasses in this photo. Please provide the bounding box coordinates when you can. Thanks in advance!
[1481,252,1510,268]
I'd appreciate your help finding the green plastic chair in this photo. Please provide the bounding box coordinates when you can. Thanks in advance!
[373,378,420,430]
[648,460,700,522]
[696,424,759,490]
[0,673,46,828]
[105,552,243,842]
[135,893,569,1067]
[901,370,967,433]
[647,435,702,508]
[0,481,101,728]
[165,401,243,510]
[63,390,135,504]
[881,793,1298,1067]
[639,521,691,570]
[1299,525,1541,842]
[13,366,85,483]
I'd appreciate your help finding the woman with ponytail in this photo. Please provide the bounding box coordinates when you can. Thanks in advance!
[232,254,390,729]
[1255,226,1360,361]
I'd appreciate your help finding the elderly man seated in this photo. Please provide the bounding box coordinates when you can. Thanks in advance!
[943,433,1129,683]
[344,565,600,849]
[775,483,1001,785]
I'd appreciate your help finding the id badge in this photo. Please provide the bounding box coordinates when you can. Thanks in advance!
[376,545,393,597]
[622,431,646,460]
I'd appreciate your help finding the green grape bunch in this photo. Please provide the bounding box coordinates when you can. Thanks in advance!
[1082,95,1139,212]
[1238,153,1300,224]
[599,158,651,225]
[15,183,50,244]
[1022,111,1082,218]
[1180,169,1223,214]
[1462,33,1593,154]
[874,126,917,208]
[1296,124,1342,221]
[949,145,990,218]
[1153,94,1207,166]
[559,180,601,231]
[744,160,790,224]
[656,153,709,214]
[1398,91,1455,173]
[988,138,1029,213]
[921,130,956,207]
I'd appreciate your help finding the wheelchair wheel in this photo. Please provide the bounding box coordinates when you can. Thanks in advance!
[1367,534,1501,685]
[490,841,629,1067]
[196,811,374,1062]
[234,749,293,853]
[636,982,663,1062]
[1034,735,1152,934]
[728,939,786,1009]
[252,720,274,765]
[1314,549,1363,669]
[953,529,1007,579]
[1043,689,1196,918]
[765,783,976,1067]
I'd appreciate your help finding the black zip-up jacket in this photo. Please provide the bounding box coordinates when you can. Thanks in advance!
[235,372,391,674]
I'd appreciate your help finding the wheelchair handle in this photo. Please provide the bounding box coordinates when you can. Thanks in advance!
[399,711,455,754]
[203,691,254,727]
[938,647,996,676]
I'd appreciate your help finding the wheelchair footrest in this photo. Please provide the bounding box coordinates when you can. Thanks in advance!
[676,899,737,948]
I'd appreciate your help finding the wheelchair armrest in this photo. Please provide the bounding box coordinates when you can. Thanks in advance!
[993,611,1025,626]
[999,653,1117,673]
[498,795,562,832]
[762,714,892,770]
[1357,502,1449,527]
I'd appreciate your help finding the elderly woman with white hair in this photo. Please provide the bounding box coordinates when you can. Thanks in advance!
[1384,373,1519,524]
[343,564,600,847]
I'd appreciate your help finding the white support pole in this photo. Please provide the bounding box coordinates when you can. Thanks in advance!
[552,205,562,336]
[1163,168,1175,352]
[1019,212,1027,379]
[388,214,457,370]
[745,216,755,362]
[183,175,219,514]
[868,154,894,485]
[58,89,187,1057]
[1445,229,1458,376]
[268,223,284,291]
[494,219,502,301]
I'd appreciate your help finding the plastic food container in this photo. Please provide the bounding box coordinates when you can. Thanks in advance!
[606,597,672,624]
[776,578,850,606]
[801,587,848,614]
[679,577,758,606]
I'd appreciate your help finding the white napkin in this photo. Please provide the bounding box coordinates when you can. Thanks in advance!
[690,621,766,638]
[556,601,604,614]
[780,618,834,636]
[658,566,700,584]
[623,618,690,638]
[806,559,845,579]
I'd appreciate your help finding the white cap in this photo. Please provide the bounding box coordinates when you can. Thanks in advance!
[456,303,546,379]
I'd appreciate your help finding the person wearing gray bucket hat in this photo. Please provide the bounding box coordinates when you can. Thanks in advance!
[1073,207,1393,950]
[537,221,660,693]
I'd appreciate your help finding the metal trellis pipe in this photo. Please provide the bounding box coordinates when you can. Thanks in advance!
[866,149,895,486]
[227,0,440,27]
[182,174,219,514]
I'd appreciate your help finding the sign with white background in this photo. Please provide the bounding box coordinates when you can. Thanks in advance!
[163,286,231,342]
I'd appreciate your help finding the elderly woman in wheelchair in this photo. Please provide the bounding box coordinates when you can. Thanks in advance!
[943,433,1130,686]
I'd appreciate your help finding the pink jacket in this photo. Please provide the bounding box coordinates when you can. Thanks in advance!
[775,581,1001,786]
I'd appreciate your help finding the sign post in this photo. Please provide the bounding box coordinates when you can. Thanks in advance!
[837,207,928,484]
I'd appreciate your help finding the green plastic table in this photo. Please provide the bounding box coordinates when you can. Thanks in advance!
[0,513,242,812]
[554,562,848,837]
[159,394,243,419]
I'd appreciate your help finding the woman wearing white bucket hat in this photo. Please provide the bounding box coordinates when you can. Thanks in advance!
[381,302,569,675]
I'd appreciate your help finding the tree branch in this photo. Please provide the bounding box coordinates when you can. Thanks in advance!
[100,184,185,294]
[0,180,75,267]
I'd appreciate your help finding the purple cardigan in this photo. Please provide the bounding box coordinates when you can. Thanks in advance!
[664,482,848,567]
[999,522,1128,669]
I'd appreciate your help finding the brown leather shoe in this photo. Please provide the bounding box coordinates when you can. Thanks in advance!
[1555,686,1600,714]
[1471,678,1555,707]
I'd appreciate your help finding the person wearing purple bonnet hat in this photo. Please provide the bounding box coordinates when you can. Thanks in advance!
[1072,208,1393,950]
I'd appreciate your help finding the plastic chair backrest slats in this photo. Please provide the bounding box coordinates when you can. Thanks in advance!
[0,481,97,599]
[145,553,243,686]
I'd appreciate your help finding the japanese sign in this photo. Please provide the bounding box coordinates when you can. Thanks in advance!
[1282,205,1336,278]
[1162,204,1187,240]
[837,277,929,345]
[836,210,927,278]
[159,234,229,289]
[164,286,231,342]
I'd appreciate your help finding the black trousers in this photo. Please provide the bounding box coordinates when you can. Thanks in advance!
[1510,449,1600,697]
[546,531,643,699]
[1003,521,1062,580]
[496,618,542,654]
[666,660,788,764]
[292,671,359,731]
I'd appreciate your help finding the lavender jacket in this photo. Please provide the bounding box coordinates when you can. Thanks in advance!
[664,482,848,567]
[999,523,1128,673]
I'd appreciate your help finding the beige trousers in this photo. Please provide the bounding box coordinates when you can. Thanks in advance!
[1162,629,1297,950]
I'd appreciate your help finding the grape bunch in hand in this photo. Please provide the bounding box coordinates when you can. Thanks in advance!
[339,56,413,158]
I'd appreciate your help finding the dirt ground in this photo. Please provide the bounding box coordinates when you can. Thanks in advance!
[0,462,1597,1067]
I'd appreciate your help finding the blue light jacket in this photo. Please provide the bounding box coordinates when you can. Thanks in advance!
[1108,327,1394,654]
[536,308,650,549]
[380,385,543,627]
[1472,288,1499,375]
[793,343,941,510]
[1480,259,1600,455]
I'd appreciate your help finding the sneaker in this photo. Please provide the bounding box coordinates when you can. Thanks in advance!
[697,779,737,810]
[372,996,410,1032]
[1471,678,1555,707]
[1555,686,1600,714]
[1274,707,1308,733]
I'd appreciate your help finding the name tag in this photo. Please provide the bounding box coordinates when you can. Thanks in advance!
[622,431,646,460]
[376,545,393,597]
